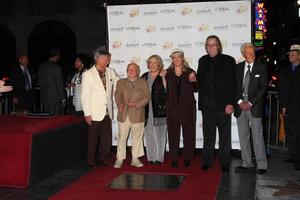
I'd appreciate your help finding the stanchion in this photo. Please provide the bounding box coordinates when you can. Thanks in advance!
[4,96,9,114]
[266,91,286,150]
[267,91,272,149]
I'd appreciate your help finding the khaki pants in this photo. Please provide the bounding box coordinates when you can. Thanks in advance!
[116,117,144,160]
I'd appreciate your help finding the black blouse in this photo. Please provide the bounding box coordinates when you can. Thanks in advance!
[141,72,167,122]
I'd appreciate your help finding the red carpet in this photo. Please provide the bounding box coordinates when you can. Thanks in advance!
[0,115,83,188]
[49,155,222,200]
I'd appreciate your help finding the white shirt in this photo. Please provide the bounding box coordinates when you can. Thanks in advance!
[243,62,254,78]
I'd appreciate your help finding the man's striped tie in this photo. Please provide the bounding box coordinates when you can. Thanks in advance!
[243,65,251,102]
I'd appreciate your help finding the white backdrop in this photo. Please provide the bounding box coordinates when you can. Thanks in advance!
[107,1,251,149]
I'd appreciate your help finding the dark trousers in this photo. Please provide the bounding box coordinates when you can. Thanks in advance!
[44,100,62,116]
[295,119,300,168]
[16,91,34,112]
[167,113,196,162]
[284,115,296,158]
[66,105,84,117]
[286,115,300,167]
[87,116,112,166]
[202,105,232,168]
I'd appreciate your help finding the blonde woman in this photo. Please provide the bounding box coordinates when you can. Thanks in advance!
[141,55,167,165]
[164,49,197,168]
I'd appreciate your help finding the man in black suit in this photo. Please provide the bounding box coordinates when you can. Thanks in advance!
[197,35,236,173]
[10,55,36,111]
[39,49,65,115]
[293,54,300,170]
[278,43,300,169]
[234,43,268,175]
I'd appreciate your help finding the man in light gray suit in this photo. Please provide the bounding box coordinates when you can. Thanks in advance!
[234,43,268,175]
[39,49,65,115]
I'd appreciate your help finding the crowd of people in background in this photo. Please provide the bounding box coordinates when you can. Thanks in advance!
[1,35,300,173]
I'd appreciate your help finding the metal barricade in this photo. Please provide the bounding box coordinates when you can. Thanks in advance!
[265,90,286,150]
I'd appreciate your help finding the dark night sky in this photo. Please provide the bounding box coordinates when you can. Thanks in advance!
[0,0,299,77]
[265,0,300,57]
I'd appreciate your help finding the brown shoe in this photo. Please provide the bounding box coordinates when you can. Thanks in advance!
[113,160,123,168]
[99,161,113,167]
[131,158,144,167]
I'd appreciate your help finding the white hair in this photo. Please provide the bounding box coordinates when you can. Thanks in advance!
[92,47,109,60]
[240,43,255,55]
[127,62,140,76]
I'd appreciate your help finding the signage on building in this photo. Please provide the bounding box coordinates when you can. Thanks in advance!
[254,1,267,48]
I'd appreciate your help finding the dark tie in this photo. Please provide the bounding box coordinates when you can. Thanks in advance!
[23,67,31,91]
[243,65,251,102]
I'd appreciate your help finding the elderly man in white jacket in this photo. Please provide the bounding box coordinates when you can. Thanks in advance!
[81,49,119,169]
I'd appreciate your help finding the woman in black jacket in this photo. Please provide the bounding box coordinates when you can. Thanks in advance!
[141,55,167,165]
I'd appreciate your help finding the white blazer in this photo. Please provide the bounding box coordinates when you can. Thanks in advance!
[81,65,119,121]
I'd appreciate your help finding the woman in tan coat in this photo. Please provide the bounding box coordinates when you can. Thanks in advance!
[113,63,150,168]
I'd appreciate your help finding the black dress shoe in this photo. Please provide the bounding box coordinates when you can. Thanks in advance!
[201,164,211,170]
[154,161,162,165]
[256,169,267,174]
[294,166,300,171]
[184,160,191,168]
[87,164,97,170]
[148,161,154,165]
[235,166,254,173]
[222,167,229,173]
[98,161,113,167]
[171,160,179,168]
[103,162,113,167]
[283,157,293,163]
